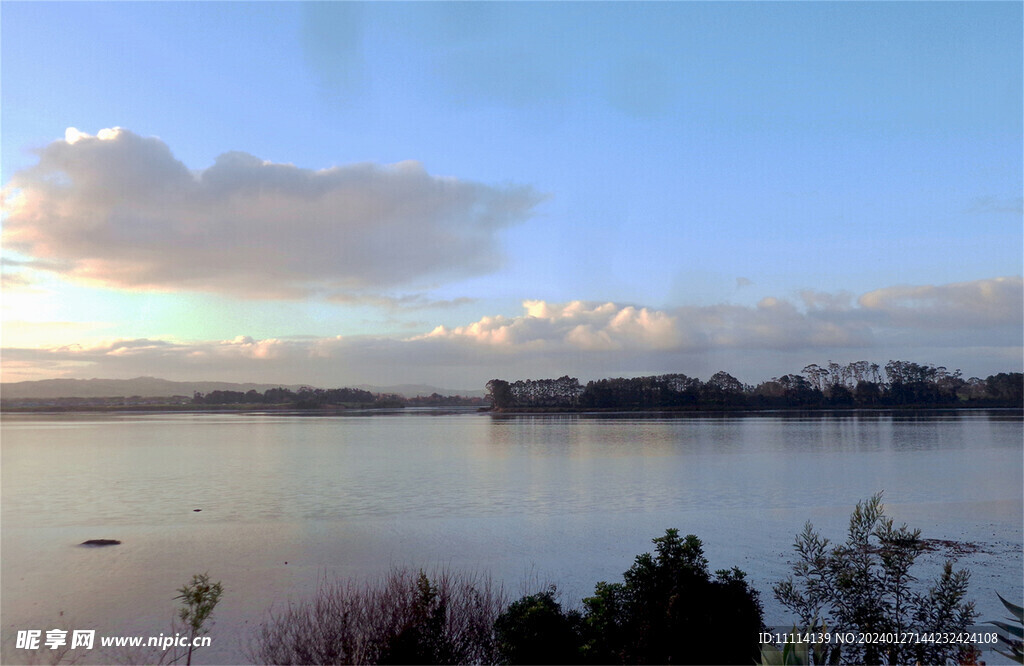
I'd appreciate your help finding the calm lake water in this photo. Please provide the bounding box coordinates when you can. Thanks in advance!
[2,410,1021,664]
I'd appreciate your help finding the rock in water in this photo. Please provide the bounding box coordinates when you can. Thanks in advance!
[80,539,121,546]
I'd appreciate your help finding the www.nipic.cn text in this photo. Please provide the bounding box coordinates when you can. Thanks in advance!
[15,629,211,651]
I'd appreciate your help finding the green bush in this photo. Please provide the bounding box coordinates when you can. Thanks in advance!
[494,586,583,664]
[991,592,1024,664]
[175,573,223,666]
[774,493,976,665]
[579,529,764,664]
[494,530,764,664]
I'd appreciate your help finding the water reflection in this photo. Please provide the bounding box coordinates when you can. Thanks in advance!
[1,410,1020,664]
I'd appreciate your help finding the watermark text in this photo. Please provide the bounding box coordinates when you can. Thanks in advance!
[16,629,211,651]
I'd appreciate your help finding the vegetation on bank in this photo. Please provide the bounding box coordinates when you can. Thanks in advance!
[498,530,765,665]
[191,386,404,408]
[486,360,1023,411]
[250,530,764,666]
[773,493,978,665]
[992,593,1024,664]
[8,497,1007,665]
[0,388,486,411]
[249,568,508,665]
[191,386,487,409]
[176,573,223,666]
[246,496,992,665]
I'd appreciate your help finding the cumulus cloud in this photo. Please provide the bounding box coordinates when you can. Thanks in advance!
[420,297,871,352]
[857,277,1022,328]
[3,277,1020,385]
[411,277,1021,365]
[1,128,544,298]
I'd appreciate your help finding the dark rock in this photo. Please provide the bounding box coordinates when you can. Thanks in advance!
[80,539,121,547]
[193,508,202,512]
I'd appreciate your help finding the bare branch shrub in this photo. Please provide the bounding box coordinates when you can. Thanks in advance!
[248,567,509,665]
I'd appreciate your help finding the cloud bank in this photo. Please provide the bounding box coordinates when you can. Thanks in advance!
[1,128,543,298]
[418,297,871,352]
[4,278,1020,385]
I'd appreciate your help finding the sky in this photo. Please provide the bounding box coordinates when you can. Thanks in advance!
[1,1,1021,389]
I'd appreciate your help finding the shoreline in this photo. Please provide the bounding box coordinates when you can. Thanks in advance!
[2,403,1021,416]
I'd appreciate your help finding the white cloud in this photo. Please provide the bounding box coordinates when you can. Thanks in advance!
[420,298,871,352]
[857,277,1022,328]
[1,128,544,298]
[3,277,1020,386]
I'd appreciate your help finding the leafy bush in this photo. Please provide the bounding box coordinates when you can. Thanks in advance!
[175,573,223,666]
[494,530,763,665]
[992,592,1024,664]
[493,586,583,664]
[774,493,976,665]
[579,529,764,664]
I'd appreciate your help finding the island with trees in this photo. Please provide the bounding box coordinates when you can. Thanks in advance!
[485,360,1023,411]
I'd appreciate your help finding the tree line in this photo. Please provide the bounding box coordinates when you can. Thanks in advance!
[485,360,1023,410]
[191,387,486,409]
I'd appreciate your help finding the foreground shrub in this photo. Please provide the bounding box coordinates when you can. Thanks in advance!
[249,568,507,665]
[992,592,1024,664]
[494,586,583,664]
[774,493,977,665]
[579,529,764,664]
[492,529,764,665]
[175,573,223,666]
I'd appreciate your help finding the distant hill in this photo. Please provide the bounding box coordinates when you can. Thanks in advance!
[1,377,484,400]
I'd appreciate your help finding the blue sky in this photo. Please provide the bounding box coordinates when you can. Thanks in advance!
[2,2,1021,387]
